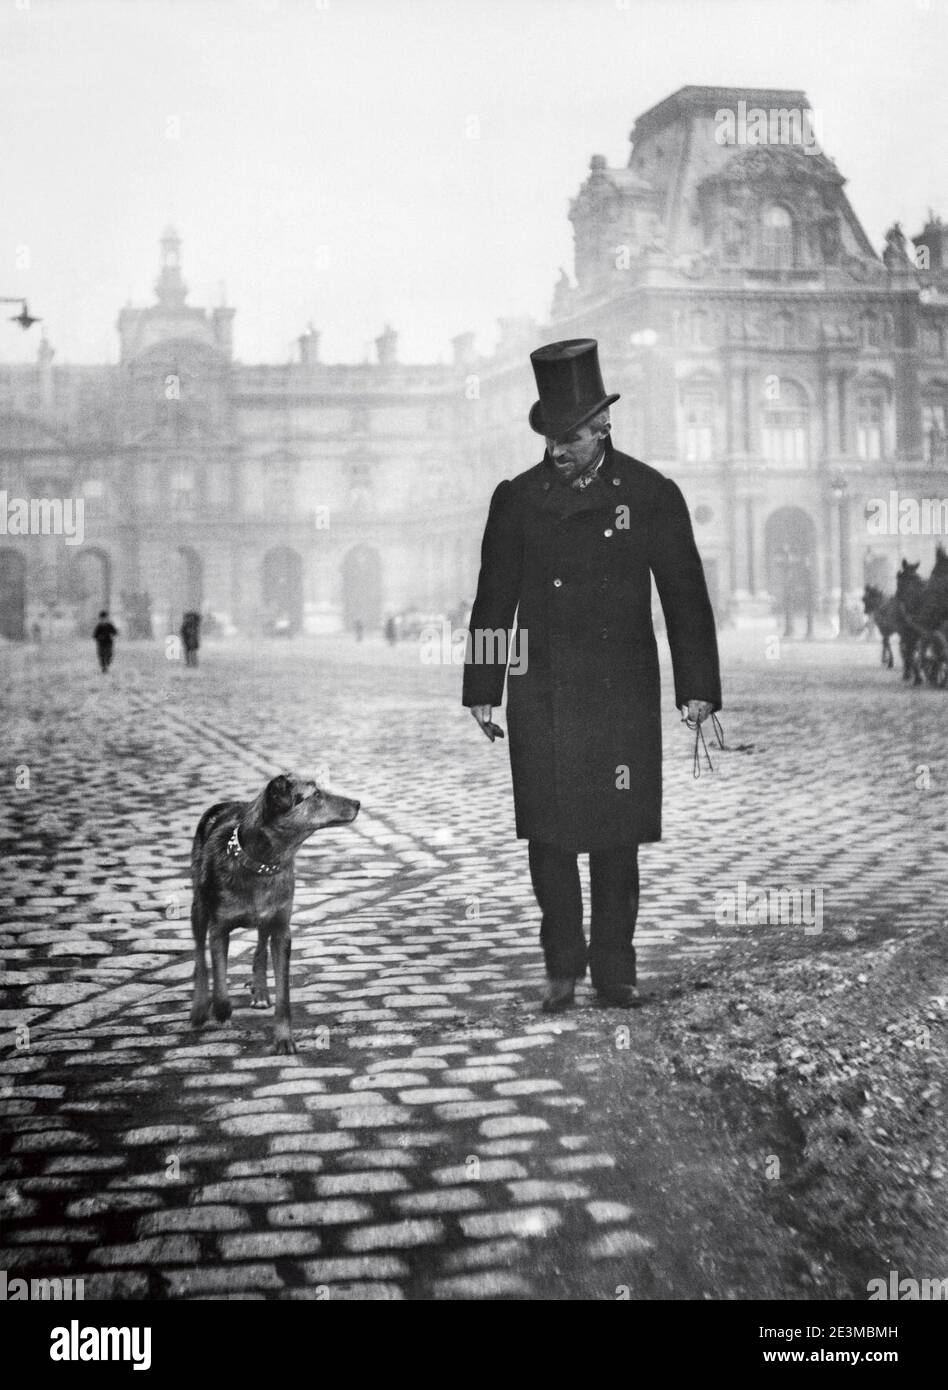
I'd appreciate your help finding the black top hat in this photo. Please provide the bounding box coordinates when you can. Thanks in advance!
[528,338,620,439]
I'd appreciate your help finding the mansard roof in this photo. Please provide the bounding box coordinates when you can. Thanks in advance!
[630,85,812,144]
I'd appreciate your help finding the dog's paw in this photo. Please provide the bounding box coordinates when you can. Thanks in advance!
[189,1005,209,1029]
[211,998,233,1023]
[249,989,271,1010]
[272,1036,297,1055]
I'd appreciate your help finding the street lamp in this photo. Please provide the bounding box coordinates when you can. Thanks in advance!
[829,473,850,639]
[0,297,41,330]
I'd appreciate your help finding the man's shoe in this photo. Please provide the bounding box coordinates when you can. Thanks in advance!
[542,978,576,1013]
[595,982,638,1008]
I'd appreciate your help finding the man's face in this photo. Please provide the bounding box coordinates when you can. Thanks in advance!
[546,418,607,483]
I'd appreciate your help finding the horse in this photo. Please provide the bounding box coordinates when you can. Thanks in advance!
[914,545,948,686]
[862,585,898,668]
[894,560,927,685]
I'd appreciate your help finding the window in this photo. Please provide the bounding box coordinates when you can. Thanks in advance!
[858,312,880,349]
[922,325,943,357]
[760,205,795,269]
[170,468,194,513]
[681,388,715,462]
[773,311,794,348]
[688,310,710,347]
[923,398,948,464]
[267,456,298,514]
[857,389,887,461]
[761,380,808,465]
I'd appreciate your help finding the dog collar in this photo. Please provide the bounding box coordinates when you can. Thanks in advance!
[226,826,282,876]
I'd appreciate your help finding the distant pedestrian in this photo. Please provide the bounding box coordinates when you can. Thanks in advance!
[384,615,397,646]
[354,620,364,642]
[92,610,118,673]
[180,610,201,668]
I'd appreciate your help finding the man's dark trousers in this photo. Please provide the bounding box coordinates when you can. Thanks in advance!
[527,842,639,986]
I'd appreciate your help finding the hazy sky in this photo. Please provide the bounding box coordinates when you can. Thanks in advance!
[1,0,946,366]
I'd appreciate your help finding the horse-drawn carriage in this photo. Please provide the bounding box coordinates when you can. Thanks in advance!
[864,545,948,687]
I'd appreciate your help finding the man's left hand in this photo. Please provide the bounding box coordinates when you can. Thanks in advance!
[683,699,713,724]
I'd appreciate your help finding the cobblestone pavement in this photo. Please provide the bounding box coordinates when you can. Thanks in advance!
[1,633,945,1299]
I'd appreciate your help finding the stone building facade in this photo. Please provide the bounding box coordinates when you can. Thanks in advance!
[3,86,948,640]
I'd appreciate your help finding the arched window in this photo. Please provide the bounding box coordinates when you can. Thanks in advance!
[856,385,888,461]
[760,205,795,269]
[761,380,809,465]
[680,386,715,463]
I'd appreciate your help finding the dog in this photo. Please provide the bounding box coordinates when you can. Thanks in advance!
[188,773,360,1053]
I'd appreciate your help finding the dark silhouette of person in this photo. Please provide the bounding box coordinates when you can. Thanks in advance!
[384,615,397,646]
[180,610,201,667]
[92,610,118,673]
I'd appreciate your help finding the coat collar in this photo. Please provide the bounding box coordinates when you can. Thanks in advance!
[530,437,628,516]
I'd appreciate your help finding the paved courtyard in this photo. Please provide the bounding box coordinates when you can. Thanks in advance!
[1,631,945,1300]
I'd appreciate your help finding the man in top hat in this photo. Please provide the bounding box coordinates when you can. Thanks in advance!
[463,339,721,1011]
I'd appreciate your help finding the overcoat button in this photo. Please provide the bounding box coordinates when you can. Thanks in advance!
[612,477,620,486]
[543,481,550,491]
[604,528,613,537]
[553,578,563,588]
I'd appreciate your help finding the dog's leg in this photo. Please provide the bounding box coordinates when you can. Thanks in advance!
[269,913,296,1054]
[210,920,233,1023]
[189,898,211,1028]
[250,927,271,1009]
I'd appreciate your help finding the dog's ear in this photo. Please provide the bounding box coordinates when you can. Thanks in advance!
[264,775,295,819]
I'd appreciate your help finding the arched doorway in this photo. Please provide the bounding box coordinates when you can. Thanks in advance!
[342,546,382,631]
[74,548,112,635]
[262,546,303,634]
[0,550,26,640]
[764,507,816,632]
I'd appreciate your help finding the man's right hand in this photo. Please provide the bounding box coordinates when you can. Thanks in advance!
[470,705,505,742]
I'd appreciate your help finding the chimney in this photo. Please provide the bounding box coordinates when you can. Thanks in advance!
[298,323,321,365]
[451,331,476,368]
[375,324,398,367]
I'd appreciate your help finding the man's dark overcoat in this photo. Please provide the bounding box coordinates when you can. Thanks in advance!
[462,439,722,852]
